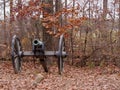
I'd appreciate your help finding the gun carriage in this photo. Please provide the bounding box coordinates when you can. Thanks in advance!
[11,34,67,74]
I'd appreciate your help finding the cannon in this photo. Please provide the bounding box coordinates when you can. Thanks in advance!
[11,34,67,74]
[32,39,45,55]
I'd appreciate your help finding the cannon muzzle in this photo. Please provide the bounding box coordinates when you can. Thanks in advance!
[33,39,43,46]
[32,39,44,54]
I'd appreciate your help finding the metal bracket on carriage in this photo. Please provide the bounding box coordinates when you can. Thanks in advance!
[55,51,67,58]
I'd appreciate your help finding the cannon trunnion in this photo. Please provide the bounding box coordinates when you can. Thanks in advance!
[11,34,67,74]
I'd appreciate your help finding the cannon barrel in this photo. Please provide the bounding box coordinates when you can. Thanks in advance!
[32,39,44,54]
[33,39,43,46]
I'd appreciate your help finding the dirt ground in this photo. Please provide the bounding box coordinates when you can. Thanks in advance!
[0,60,120,90]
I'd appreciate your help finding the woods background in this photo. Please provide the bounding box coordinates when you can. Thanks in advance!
[0,0,120,67]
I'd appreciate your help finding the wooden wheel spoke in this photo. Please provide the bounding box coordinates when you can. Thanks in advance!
[13,49,18,54]
[14,54,19,58]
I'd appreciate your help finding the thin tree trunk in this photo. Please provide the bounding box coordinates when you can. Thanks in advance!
[115,0,120,67]
[10,0,13,23]
[119,0,120,31]
[109,2,115,54]
[83,30,88,54]
[3,0,6,44]
[18,0,23,38]
[100,0,108,52]
[103,0,108,19]
[71,0,75,65]
[9,0,13,46]
[119,0,120,50]
[88,0,94,53]
[65,0,67,25]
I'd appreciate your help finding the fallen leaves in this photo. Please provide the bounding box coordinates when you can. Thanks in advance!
[0,60,120,90]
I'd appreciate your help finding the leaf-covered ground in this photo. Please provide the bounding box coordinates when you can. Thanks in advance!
[0,60,120,90]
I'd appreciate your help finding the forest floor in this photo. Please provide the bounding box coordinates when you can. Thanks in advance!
[0,60,120,90]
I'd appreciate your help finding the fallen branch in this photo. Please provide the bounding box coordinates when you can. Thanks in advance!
[0,44,7,47]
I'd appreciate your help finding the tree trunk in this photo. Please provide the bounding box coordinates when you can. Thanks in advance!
[115,0,120,67]
[71,0,75,65]
[119,0,120,30]
[65,0,67,25]
[18,0,24,38]
[9,0,13,45]
[100,0,108,51]
[3,0,6,44]
[10,0,13,23]
[103,0,108,19]
[53,0,62,51]
[109,2,116,54]
[42,0,53,50]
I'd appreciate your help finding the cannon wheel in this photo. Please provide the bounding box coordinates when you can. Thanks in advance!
[11,35,22,74]
[58,34,65,74]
